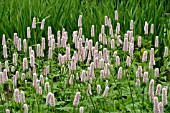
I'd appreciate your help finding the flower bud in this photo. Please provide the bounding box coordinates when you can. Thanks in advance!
[136,79,140,86]
[111,39,115,49]
[115,10,118,20]
[80,70,86,82]
[50,93,55,106]
[6,109,10,113]
[23,58,28,71]
[30,55,34,67]
[159,102,164,113]
[162,87,167,105]
[78,26,82,37]
[123,38,128,51]
[41,37,45,50]
[36,44,41,57]
[97,85,101,95]
[103,86,109,97]
[99,33,102,42]
[66,46,70,60]
[14,89,20,103]
[117,35,122,46]
[91,25,95,37]
[57,36,60,48]
[20,91,25,104]
[33,65,36,74]
[2,34,6,45]
[11,66,15,73]
[155,68,159,78]
[79,106,84,113]
[143,72,148,83]
[126,56,131,67]
[3,69,8,82]
[149,79,154,102]
[21,73,25,81]
[155,36,159,48]
[32,17,36,29]
[116,23,120,34]
[109,26,113,36]
[73,92,80,106]
[17,38,21,51]
[71,56,76,70]
[5,61,9,72]
[144,21,148,35]
[87,84,92,95]
[48,47,52,59]
[3,45,8,58]
[48,26,52,38]
[156,84,161,96]
[142,51,148,62]
[13,75,17,87]
[154,97,159,113]
[41,47,44,57]
[113,51,117,57]
[40,75,44,85]
[40,19,45,30]
[14,33,18,46]
[33,73,37,87]
[137,66,142,78]
[27,27,31,38]
[23,39,27,52]
[138,36,142,47]
[163,47,168,57]
[94,57,99,68]
[45,82,50,92]
[101,25,105,34]
[130,20,134,30]
[100,70,105,79]
[78,15,82,27]
[116,56,120,66]
[69,74,74,85]
[150,24,154,34]
[15,71,19,78]
[23,104,28,113]
[105,16,109,26]
[150,48,155,66]
[46,92,52,104]
[118,67,122,80]
[103,35,107,45]
[0,72,4,84]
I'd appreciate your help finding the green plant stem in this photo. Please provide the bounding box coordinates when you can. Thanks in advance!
[126,68,136,113]
[73,106,75,113]
[134,85,142,113]
[127,76,136,113]
[142,85,145,112]
[89,94,95,111]
[111,71,127,112]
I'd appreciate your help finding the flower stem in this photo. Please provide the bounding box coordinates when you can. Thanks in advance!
[142,85,145,112]
[89,95,95,110]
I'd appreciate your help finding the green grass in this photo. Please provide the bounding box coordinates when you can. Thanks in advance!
[0,0,169,65]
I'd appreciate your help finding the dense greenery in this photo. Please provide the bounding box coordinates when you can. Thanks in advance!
[0,0,170,113]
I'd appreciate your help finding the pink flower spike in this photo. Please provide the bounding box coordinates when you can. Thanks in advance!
[32,17,36,29]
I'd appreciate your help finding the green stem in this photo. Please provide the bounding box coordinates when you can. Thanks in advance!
[115,78,126,112]
[142,85,145,112]
[110,67,127,112]
[89,95,95,110]
[128,78,135,113]
[73,106,75,113]
[134,86,142,113]
[126,70,135,113]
